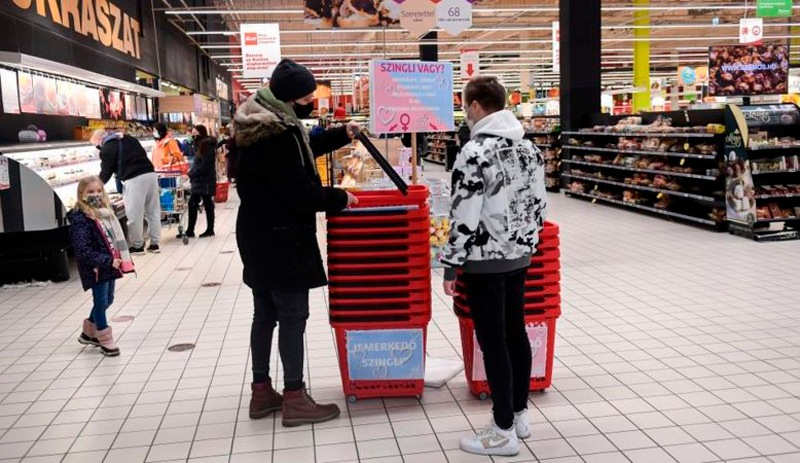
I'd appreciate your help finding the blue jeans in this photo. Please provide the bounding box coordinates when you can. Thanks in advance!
[90,280,116,330]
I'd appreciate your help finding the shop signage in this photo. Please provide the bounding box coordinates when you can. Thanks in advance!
[240,23,281,79]
[739,18,764,44]
[0,156,10,191]
[6,0,143,60]
[757,0,794,18]
[0,69,21,115]
[436,0,472,36]
[369,59,455,134]
[552,21,560,73]
[400,0,436,38]
[304,0,400,28]
[472,323,548,381]
[346,329,425,380]
[460,50,479,80]
[724,105,758,225]
[216,78,229,101]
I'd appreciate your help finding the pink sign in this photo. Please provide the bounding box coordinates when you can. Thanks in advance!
[471,323,548,381]
[369,60,454,134]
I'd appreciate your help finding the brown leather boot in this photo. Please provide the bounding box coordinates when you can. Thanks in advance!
[249,382,283,419]
[281,387,340,427]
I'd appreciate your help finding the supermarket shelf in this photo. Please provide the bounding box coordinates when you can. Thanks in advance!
[424,158,446,166]
[525,131,560,136]
[565,190,719,226]
[751,169,800,175]
[563,173,717,202]
[563,130,716,139]
[757,217,800,223]
[749,145,800,151]
[563,144,716,160]
[562,159,717,180]
[28,157,101,172]
[755,193,800,200]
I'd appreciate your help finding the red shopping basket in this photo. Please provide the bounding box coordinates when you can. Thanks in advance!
[332,321,427,403]
[214,181,230,203]
[458,314,557,399]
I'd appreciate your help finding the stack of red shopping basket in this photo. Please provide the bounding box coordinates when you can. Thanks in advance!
[326,185,431,403]
[454,221,561,399]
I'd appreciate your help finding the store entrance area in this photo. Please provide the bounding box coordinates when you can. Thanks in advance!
[1,164,798,463]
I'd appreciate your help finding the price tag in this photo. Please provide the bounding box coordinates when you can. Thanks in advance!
[594,184,599,190]
[680,158,686,166]
[557,161,562,168]
[684,143,690,151]
[591,198,597,204]
[657,193,665,199]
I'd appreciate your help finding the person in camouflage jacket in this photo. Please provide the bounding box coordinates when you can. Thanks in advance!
[441,76,547,457]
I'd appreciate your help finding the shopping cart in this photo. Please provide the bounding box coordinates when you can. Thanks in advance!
[157,170,189,245]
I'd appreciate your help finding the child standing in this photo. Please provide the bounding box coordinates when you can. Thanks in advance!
[68,176,134,357]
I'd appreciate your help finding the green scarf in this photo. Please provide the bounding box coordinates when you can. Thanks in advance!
[255,88,317,173]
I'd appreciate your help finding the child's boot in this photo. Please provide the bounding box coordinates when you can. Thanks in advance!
[96,327,120,357]
[78,319,99,347]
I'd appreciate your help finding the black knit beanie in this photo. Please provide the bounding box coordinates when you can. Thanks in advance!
[270,59,317,102]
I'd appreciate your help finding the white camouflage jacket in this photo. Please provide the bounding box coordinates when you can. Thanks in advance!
[441,110,547,279]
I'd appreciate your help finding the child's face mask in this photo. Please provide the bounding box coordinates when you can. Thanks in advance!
[85,194,103,208]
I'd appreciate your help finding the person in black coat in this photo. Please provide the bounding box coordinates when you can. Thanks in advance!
[185,136,217,238]
[233,59,359,427]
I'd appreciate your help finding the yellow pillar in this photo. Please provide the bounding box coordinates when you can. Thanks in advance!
[632,0,650,113]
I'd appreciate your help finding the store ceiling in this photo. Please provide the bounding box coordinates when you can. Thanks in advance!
[158,0,799,92]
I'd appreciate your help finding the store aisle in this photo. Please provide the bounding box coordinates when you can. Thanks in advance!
[1,169,800,463]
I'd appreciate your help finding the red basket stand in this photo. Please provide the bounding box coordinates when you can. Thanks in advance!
[214,181,230,203]
[332,322,427,403]
[458,315,557,399]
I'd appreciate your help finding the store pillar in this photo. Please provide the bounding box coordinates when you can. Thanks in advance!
[632,0,651,112]
[559,0,601,131]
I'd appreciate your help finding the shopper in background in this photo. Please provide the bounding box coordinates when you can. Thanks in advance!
[234,59,359,427]
[92,129,161,254]
[152,122,187,172]
[333,102,347,120]
[185,136,217,238]
[68,176,135,357]
[222,125,238,184]
[441,76,547,457]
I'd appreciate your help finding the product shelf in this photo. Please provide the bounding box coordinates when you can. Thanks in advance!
[562,144,716,160]
[563,159,717,180]
[565,190,720,226]
[563,130,716,139]
[563,173,718,203]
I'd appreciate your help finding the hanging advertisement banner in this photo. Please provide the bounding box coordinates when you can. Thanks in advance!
[739,18,764,44]
[757,0,793,18]
[436,0,472,36]
[0,156,10,191]
[304,0,400,28]
[401,0,437,37]
[552,21,560,73]
[460,50,479,80]
[241,24,281,79]
[0,69,20,114]
[369,60,455,134]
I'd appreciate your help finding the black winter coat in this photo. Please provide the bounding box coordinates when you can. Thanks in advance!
[67,209,122,291]
[233,95,351,291]
[189,138,217,196]
[98,134,154,183]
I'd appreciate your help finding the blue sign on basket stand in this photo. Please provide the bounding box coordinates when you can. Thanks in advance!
[347,329,425,380]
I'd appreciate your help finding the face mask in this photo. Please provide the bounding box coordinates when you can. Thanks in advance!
[153,131,161,139]
[294,102,314,119]
[85,194,103,208]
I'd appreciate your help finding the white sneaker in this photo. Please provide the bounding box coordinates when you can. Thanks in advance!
[514,409,531,439]
[460,419,519,456]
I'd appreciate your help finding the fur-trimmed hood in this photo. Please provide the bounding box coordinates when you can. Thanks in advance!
[233,94,297,148]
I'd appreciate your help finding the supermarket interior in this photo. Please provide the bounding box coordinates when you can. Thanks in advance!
[2,0,800,462]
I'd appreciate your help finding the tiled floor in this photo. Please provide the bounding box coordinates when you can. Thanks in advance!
[2,164,800,462]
